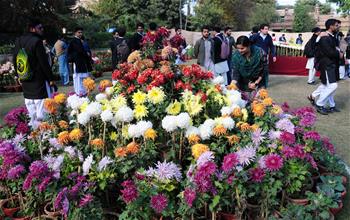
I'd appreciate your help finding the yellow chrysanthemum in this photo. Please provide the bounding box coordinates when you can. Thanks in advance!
[227,83,238,90]
[57,131,70,145]
[147,87,165,104]
[240,123,251,132]
[252,103,266,117]
[80,101,89,112]
[271,105,283,115]
[227,135,240,145]
[111,96,127,111]
[213,125,227,136]
[213,94,225,106]
[183,93,203,116]
[90,138,104,149]
[44,98,58,114]
[232,107,242,118]
[101,100,113,111]
[83,77,96,92]
[258,89,269,99]
[69,128,83,141]
[134,105,148,119]
[54,93,66,104]
[99,80,113,92]
[122,125,130,139]
[166,101,182,115]
[263,97,273,106]
[110,131,118,141]
[242,108,248,122]
[191,144,209,159]
[127,50,141,63]
[250,124,259,132]
[132,90,147,105]
[188,134,200,145]
[144,128,157,141]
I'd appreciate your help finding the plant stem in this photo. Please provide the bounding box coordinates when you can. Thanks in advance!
[102,122,106,156]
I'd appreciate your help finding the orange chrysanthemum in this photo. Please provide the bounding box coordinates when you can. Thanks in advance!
[39,122,52,132]
[215,84,222,92]
[44,98,58,114]
[69,128,83,141]
[114,147,127,157]
[160,64,171,74]
[126,142,140,154]
[58,120,69,129]
[57,131,70,145]
[142,59,155,68]
[54,93,66,104]
[188,134,200,145]
[99,80,113,92]
[213,125,227,136]
[240,123,251,132]
[30,131,39,139]
[250,124,259,132]
[262,97,273,106]
[227,135,240,145]
[258,89,269,99]
[83,77,96,92]
[227,83,238,90]
[252,103,266,117]
[232,107,242,118]
[144,128,157,141]
[90,138,104,149]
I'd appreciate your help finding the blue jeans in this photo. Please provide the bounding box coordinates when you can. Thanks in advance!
[58,54,70,85]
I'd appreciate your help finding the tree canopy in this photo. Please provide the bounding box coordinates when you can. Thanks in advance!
[293,0,317,32]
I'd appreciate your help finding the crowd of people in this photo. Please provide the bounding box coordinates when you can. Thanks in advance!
[11,17,349,127]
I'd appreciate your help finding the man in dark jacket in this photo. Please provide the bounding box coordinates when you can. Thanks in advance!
[224,26,236,85]
[194,26,214,71]
[130,23,145,51]
[13,19,55,128]
[309,19,343,115]
[304,27,321,84]
[111,27,130,65]
[68,27,93,96]
[110,29,119,70]
[250,24,276,88]
[213,27,229,84]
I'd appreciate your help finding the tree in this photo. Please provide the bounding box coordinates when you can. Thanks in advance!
[319,3,332,14]
[328,0,350,14]
[249,0,278,28]
[191,0,225,29]
[293,0,316,32]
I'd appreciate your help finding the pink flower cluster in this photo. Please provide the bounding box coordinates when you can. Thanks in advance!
[121,180,138,204]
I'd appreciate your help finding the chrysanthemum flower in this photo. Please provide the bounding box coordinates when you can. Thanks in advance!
[232,107,242,118]
[57,131,70,145]
[99,80,112,92]
[114,147,127,157]
[58,120,69,129]
[127,50,141,63]
[191,144,209,159]
[264,153,284,171]
[188,134,200,144]
[252,103,266,117]
[271,105,283,115]
[213,125,227,136]
[53,93,66,104]
[150,194,168,214]
[126,142,139,154]
[44,98,58,114]
[90,138,104,149]
[184,188,196,207]
[110,131,117,141]
[39,122,53,132]
[111,96,127,111]
[69,128,83,141]
[166,100,182,115]
[258,89,269,99]
[227,135,240,145]
[144,128,157,141]
[133,105,148,120]
[240,122,251,132]
[249,167,265,182]
[83,77,95,92]
[222,153,239,173]
[262,97,273,106]
[132,90,147,105]
[227,82,238,90]
[147,87,165,104]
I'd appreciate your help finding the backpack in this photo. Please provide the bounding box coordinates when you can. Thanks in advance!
[16,42,32,81]
[217,36,230,59]
[116,39,130,63]
[304,39,315,58]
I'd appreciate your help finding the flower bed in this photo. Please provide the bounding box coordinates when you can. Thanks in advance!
[0,61,21,93]
[92,51,113,78]
[0,27,348,219]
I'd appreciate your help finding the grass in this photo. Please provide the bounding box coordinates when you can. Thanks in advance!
[0,73,349,219]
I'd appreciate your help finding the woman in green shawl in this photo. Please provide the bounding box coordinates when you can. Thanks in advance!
[232,36,267,92]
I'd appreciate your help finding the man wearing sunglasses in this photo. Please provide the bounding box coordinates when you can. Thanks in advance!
[13,19,55,129]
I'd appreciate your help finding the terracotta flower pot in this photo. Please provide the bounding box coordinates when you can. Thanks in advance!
[286,195,309,206]
[1,199,20,217]
[217,212,240,220]
[44,202,62,217]
[12,216,31,220]
[330,201,343,215]
[341,189,347,200]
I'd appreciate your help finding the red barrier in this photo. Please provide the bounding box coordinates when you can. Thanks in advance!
[269,56,319,76]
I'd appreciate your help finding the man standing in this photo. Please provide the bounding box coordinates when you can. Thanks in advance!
[212,27,230,84]
[194,26,214,72]
[110,29,119,70]
[309,19,343,115]
[112,27,130,65]
[250,24,276,88]
[130,23,145,51]
[54,35,70,85]
[279,34,287,42]
[68,27,93,96]
[296,34,303,45]
[224,27,236,85]
[304,27,321,85]
[13,19,55,128]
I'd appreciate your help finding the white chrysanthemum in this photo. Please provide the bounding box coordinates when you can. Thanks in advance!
[77,112,90,125]
[82,154,94,176]
[222,117,235,130]
[203,119,216,128]
[67,94,86,110]
[176,112,191,129]
[138,121,153,134]
[220,106,232,116]
[212,75,224,84]
[115,106,133,122]
[98,156,113,171]
[226,90,246,108]
[101,109,114,122]
[105,87,114,96]
[128,124,140,138]
[95,93,107,102]
[199,124,213,140]
[185,126,200,137]
[86,102,102,117]
[162,115,178,132]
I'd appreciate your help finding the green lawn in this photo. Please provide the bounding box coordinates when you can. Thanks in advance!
[0,73,349,219]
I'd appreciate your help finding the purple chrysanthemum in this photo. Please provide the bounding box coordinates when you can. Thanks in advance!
[276,118,295,134]
[184,188,196,207]
[150,194,168,214]
[236,146,256,166]
[4,106,28,126]
[279,131,295,145]
[121,180,138,203]
[7,164,25,180]
[303,131,321,141]
[251,128,266,146]
[268,130,281,140]
[29,160,48,177]
[221,153,239,173]
[194,161,217,193]
[16,122,30,134]
[146,161,182,182]
[249,168,265,182]
[264,154,284,171]
[196,151,214,167]
[282,145,306,159]
[79,194,94,207]
[38,176,52,192]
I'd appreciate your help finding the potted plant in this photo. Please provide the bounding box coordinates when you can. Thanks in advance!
[278,203,313,220]
[317,183,343,215]
[305,191,337,220]
[317,175,346,199]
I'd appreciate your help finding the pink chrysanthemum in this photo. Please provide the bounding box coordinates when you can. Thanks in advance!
[221,153,239,173]
[184,188,196,207]
[249,168,266,182]
[150,194,168,213]
[279,131,295,145]
[121,180,138,203]
[303,131,321,141]
[264,153,284,171]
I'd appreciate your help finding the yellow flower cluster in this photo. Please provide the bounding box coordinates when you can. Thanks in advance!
[191,144,209,159]
[132,91,147,105]
[83,77,96,92]
[111,96,127,111]
[166,100,182,115]
[54,93,66,104]
[134,105,148,119]
[182,91,203,116]
[69,128,83,141]
[144,128,157,141]
[147,87,165,104]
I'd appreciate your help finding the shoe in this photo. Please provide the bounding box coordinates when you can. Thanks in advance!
[307,95,315,106]
[327,107,341,113]
[316,105,328,115]
[307,81,316,85]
